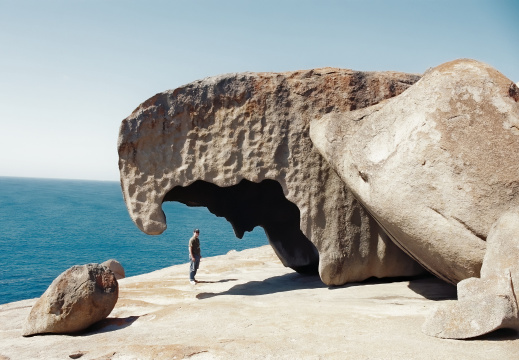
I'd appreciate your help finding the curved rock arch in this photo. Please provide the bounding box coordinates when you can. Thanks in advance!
[164,179,319,274]
[118,68,425,285]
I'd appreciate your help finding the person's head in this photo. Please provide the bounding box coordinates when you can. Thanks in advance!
[193,228,200,237]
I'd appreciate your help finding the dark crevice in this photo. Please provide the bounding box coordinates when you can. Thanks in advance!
[452,216,486,242]
[430,207,486,242]
[358,171,369,183]
[163,179,319,274]
[509,82,519,102]
[429,207,446,218]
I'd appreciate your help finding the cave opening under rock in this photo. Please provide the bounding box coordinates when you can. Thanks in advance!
[163,179,319,274]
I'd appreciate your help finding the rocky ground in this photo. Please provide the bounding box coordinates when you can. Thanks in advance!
[1,246,518,359]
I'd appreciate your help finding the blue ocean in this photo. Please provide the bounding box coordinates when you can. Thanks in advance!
[0,177,268,304]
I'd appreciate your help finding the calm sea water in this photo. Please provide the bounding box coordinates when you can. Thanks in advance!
[0,177,268,304]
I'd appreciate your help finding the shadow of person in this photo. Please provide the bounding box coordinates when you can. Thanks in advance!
[196,279,238,284]
[196,272,325,300]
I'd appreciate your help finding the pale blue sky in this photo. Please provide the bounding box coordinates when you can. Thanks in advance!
[1,0,517,181]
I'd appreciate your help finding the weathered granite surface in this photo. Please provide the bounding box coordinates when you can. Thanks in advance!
[310,59,519,285]
[22,264,118,336]
[2,247,518,359]
[422,208,519,339]
[118,68,425,285]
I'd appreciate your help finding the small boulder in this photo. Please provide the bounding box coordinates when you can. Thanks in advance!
[422,208,519,339]
[22,263,118,336]
[101,259,125,280]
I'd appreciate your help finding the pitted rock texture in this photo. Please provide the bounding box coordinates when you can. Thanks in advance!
[118,67,425,285]
[310,59,519,284]
[422,208,519,339]
[22,264,118,336]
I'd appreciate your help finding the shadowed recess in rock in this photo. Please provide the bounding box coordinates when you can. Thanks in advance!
[163,179,319,274]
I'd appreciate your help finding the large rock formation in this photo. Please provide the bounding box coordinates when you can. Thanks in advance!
[422,208,519,339]
[310,59,519,284]
[22,264,118,336]
[118,68,425,285]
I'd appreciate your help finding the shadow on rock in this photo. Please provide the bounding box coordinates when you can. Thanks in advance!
[467,328,519,342]
[196,279,238,284]
[407,276,457,301]
[325,273,457,301]
[324,273,449,298]
[196,273,325,299]
[325,273,433,290]
[78,316,141,336]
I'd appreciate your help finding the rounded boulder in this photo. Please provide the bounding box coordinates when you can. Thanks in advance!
[101,259,125,280]
[22,263,118,336]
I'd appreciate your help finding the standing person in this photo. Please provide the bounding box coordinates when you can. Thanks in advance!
[188,228,201,285]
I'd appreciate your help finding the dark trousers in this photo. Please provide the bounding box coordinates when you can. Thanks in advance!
[190,255,200,281]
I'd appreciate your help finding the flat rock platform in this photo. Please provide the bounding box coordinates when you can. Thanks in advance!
[1,246,518,359]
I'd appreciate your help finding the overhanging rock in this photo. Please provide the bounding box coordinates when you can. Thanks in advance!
[118,68,425,285]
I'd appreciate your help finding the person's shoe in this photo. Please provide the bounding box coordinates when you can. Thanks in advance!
[190,280,196,285]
